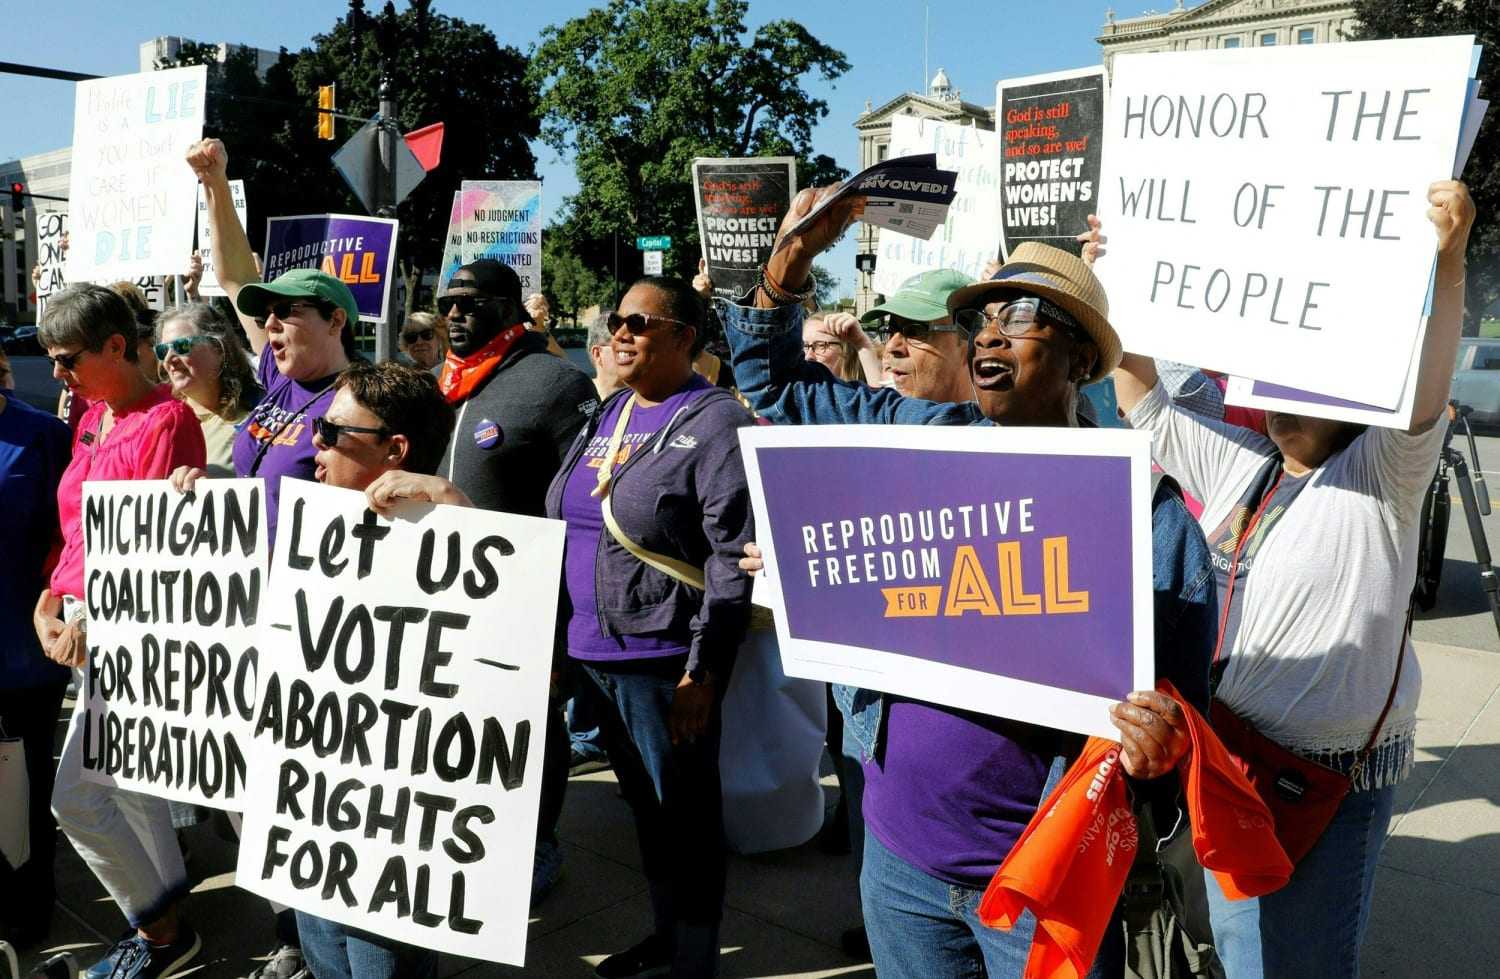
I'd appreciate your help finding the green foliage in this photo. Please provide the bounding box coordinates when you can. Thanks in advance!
[1351,1,1500,332]
[528,0,849,281]
[810,263,837,308]
[542,223,614,324]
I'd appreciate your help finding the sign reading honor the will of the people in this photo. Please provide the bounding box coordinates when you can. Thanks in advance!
[1095,36,1478,410]
[458,181,542,300]
[692,157,795,301]
[236,482,564,966]
[996,66,1106,259]
[740,425,1154,741]
[263,214,400,323]
[80,479,267,807]
[874,118,1001,297]
[66,65,207,284]
[196,179,248,297]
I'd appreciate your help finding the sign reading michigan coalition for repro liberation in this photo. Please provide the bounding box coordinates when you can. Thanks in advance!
[235,481,564,966]
[80,479,267,807]
[739,425,1154,741]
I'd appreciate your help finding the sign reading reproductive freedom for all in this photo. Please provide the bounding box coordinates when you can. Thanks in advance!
[236,482,564,966]
[263,214,400,323]
[996,66,1106,258]
[1095,36,1477,410]
[740,425,1154,741]
[692,157,796,301]
[458,181,542,300]
[873,117,1001,297]
[80,479,267,807]
[67,65,207,284]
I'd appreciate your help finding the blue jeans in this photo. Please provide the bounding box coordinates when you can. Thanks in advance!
[565,692,607,762]
[1206,780,1398,978]
[295,912,437,979]
[580,657,727,978]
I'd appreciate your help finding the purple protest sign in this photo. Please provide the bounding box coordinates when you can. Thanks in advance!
[262,214,400,322]
[741,424,1154,741]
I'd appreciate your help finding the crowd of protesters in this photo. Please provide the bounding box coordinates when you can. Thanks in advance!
[0,111,1475,979]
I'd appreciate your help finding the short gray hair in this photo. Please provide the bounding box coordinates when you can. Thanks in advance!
[39,285,139,361]
[588,310,617,349]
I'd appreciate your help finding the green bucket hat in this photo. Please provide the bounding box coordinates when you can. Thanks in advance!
[859,268,976,325]
[235,268,360,326]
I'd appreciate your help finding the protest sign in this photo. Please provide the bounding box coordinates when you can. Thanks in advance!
[36,210,67,300]
[131,276,166,311]
[996,67,1106,258]
[436,192,463,296]
[263,214,400,322]
[79,479,267,807]
[236,482,564,965]
[458,181,541,300]
[1094,36,1477,410]
[775,153,957,256]
[196,179,248,297]
[66,65,207,284]
[873,118,1001,297]
[692,157,796,301]
[740,424,1153,741]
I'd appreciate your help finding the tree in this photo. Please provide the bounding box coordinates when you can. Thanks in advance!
[1352,1,1500,331]
[542,223,614,325]
[529,0,849,283]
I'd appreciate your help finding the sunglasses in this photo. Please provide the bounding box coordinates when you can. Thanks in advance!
[953,297,1085,341]
[437,294,499,318]
[153,335,215,360]
[607,311,692,335]
[402,328,437,344]
[46,347,92,371]
[312,415,390,447]
[252,301,330,328]
[871,317,965,345]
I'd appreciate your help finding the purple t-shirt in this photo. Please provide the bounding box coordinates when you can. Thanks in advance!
[862,699,1066,888]
[232,353,340,545]
[561,380,712,661]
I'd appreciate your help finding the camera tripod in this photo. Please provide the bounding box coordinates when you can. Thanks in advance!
[1415,401,1500,640]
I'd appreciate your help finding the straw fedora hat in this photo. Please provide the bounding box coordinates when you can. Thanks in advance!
[946,242,1121,384]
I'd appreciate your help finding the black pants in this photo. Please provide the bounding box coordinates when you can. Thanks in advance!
[0,680,69,937]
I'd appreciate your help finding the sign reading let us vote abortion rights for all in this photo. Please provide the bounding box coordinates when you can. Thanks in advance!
[741,425,1154,741]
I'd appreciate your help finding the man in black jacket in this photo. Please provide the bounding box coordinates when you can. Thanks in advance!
[436,259,599,906]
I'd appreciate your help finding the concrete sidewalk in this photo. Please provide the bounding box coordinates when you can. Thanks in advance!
[10,639,1499,978]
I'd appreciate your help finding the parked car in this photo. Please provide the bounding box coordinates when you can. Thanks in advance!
[1,325,41,355]
[1450,337,1500,428]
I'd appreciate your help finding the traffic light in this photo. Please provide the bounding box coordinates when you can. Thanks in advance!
[9,182,22,214]
[317,85,336,140]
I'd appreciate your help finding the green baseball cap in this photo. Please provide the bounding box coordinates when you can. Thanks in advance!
[235,268,361,326]
[859,268,975,325]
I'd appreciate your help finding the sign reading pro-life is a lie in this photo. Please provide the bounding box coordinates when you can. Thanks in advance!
[80,479,267,807]
[236,482,564,966]
[1095,36,1476,410]
[740,425,1154,741]
[67,66,207,284]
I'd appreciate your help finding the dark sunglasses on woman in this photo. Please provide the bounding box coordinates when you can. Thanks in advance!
[607,311,691,335]
[402,328,437,344]
[312,415,389,447]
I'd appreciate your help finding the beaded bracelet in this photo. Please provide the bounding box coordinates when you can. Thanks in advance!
[757,263,817,306]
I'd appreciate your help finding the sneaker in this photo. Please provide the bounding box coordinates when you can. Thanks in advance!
[594,934,672,979]
[87,924,201,979]
[84,934,141,979]
[530,838,563,908]
[244,943,309,979]
[569,748,611,777]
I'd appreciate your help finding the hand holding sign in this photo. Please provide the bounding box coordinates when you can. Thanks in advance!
[761,185,865,309]
[1428,178,1475,263]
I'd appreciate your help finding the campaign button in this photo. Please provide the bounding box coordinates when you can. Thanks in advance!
[473,418,503,449]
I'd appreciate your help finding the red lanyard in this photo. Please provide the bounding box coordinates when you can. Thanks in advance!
[1211,469,1286,671]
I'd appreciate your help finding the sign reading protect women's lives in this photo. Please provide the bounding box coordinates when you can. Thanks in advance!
[874,117,1001,297]
[739,425,1154,741]
[236,481,564,966]
[1094,36,1478,410]
[263,214,400,322]
[66,65,207,284]
[36,211,68,300]
[996,67,1106,259]
[196,179,248,297]
[458,181,541,300]
[692,157,796,301]
[79,479,267,807]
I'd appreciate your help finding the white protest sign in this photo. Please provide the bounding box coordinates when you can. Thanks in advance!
[458,181,542,299]
[197,179,248,297]
[36,210,68,300]
[236,482,564,966]
[67,65,207,283]
[80,479,268,807]
[437,192,463,296]
[1095,36,1476,410]
[874,117,1000,297]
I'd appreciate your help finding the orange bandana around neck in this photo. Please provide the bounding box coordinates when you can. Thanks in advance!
[438,324,527,403]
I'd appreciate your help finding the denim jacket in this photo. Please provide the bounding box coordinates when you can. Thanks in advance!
[717,296,1218,760]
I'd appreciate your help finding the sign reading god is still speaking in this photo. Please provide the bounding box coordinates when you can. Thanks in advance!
[1094,35,1477,410]
[236,482,564,966]
[740,425,1154,741]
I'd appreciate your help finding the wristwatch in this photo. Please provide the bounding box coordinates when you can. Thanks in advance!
[687,667,712,686]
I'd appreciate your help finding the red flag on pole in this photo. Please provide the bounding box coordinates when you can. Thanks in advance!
[404,122,444,172]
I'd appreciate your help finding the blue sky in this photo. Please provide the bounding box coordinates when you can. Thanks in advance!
[5,0,1117,293]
